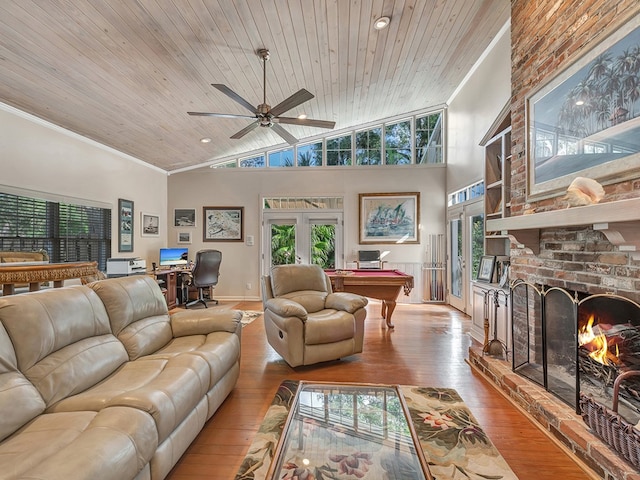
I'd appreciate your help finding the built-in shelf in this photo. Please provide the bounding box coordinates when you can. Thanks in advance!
[486,197,640,258]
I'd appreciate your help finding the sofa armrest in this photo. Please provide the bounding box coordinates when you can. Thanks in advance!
[326,292,368,313]
[265,298,308,320]
[170,309,241,336]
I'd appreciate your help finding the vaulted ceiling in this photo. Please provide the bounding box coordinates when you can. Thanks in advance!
[0,0,510,172]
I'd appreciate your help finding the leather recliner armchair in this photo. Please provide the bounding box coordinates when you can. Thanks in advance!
[261,264,368,367]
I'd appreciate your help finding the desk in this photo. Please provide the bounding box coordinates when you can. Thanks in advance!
[151,268,193,308]
[0,261,98,296]
[325,269,414,328]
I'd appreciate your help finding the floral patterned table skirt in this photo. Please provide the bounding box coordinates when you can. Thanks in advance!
[235,380,518,480]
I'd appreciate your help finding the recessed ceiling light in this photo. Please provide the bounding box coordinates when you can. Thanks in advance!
[200,137,212,143]
[297,114,307,120]
[373,16,390,30]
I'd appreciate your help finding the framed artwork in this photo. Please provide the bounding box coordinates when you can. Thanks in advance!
[203,206,244,242]
[359,192,420,244]
[177,231,192,244]
[141,212,160,237]
[118,198,134,252]
[477,255,496,283]
[174,208,196,227]
[526,13,640,199]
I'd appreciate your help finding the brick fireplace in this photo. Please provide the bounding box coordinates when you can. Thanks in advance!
[473,1,640,478]
[469,221,640,479]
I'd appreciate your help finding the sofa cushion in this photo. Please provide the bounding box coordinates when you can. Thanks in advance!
[90,275,173,360]
[0,407,157,480]
[0,286,128,407]
[49,355,210,442]
[146,331,241,389]
[0,322,46,443]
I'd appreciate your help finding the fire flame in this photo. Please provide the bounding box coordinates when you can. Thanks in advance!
[578,315,620,366]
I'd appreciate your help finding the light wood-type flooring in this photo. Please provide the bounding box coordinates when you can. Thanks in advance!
[167,300,590,480]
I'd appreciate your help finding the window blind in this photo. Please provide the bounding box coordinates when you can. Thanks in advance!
[0,192,111,270]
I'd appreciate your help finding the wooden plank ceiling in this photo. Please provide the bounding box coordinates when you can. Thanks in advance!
[0,0,510,172]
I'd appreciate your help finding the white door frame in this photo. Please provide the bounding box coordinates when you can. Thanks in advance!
[447,199,483,314]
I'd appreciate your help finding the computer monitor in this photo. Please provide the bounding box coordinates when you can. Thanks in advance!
[159,247,189,267]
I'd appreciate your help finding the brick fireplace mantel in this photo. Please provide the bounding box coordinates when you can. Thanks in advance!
[487,198,640,259]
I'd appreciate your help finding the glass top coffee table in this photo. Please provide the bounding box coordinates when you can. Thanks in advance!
[265,382,433,480]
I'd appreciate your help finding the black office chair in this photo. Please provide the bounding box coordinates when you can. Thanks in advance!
[183,249,221,308]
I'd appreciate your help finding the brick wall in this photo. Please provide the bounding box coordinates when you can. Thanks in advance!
[509,0,640,295]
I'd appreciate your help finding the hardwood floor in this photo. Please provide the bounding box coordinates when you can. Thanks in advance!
[167,300,589,479]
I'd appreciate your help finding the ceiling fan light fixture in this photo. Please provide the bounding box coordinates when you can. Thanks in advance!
[373,16,390,30]
[297,113,307,119]
[200,137,212,143]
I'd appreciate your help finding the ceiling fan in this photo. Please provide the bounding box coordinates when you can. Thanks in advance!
[188,48,335,145]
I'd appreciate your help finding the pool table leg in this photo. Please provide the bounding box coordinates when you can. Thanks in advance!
[382,300,396,328]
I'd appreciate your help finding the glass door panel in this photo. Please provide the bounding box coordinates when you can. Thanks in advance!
[264,216,298,268]
[449,217,464,310]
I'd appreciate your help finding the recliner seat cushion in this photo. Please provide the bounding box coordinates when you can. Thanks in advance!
[305,310,355,345]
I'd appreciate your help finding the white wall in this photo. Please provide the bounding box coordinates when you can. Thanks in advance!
[0,104,168,262]
[168,166,446,300]
[446,23,511,195]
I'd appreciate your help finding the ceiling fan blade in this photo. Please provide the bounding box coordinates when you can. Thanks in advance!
[230,121,259,140]
[212,84,257,113]
[271,123,299,145]
[188,111,256,119]
[274,117,336,129]
[269,89,314,118]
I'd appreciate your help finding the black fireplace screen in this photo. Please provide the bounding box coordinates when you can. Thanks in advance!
[511,279,640,423]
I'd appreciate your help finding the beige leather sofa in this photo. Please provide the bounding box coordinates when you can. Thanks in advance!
[0,275,241,480]
[262,264,368,367]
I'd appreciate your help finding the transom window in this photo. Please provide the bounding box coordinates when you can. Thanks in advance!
[326,134,352,166]
[268,147,294,167]
[297,141,322,166]
[355,127,382,165]
[384,119,412,164]
[215,109,445,169]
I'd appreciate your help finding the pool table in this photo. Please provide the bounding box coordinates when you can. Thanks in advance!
[325,269,414,328]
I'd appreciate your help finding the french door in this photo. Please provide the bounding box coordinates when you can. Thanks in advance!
[447,200,484,313]
[262,212,343,273]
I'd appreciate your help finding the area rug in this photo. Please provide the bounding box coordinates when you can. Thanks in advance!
[235,380,518,480]
[241,310,262,328]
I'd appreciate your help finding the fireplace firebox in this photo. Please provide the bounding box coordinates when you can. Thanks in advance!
[511,279,640,425]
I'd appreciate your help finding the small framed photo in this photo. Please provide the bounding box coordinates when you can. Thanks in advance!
[174,208,196,227]
[203,206,244,242]
[141,212,160,237]
[477,255,496,283]
[177,231,192,244]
